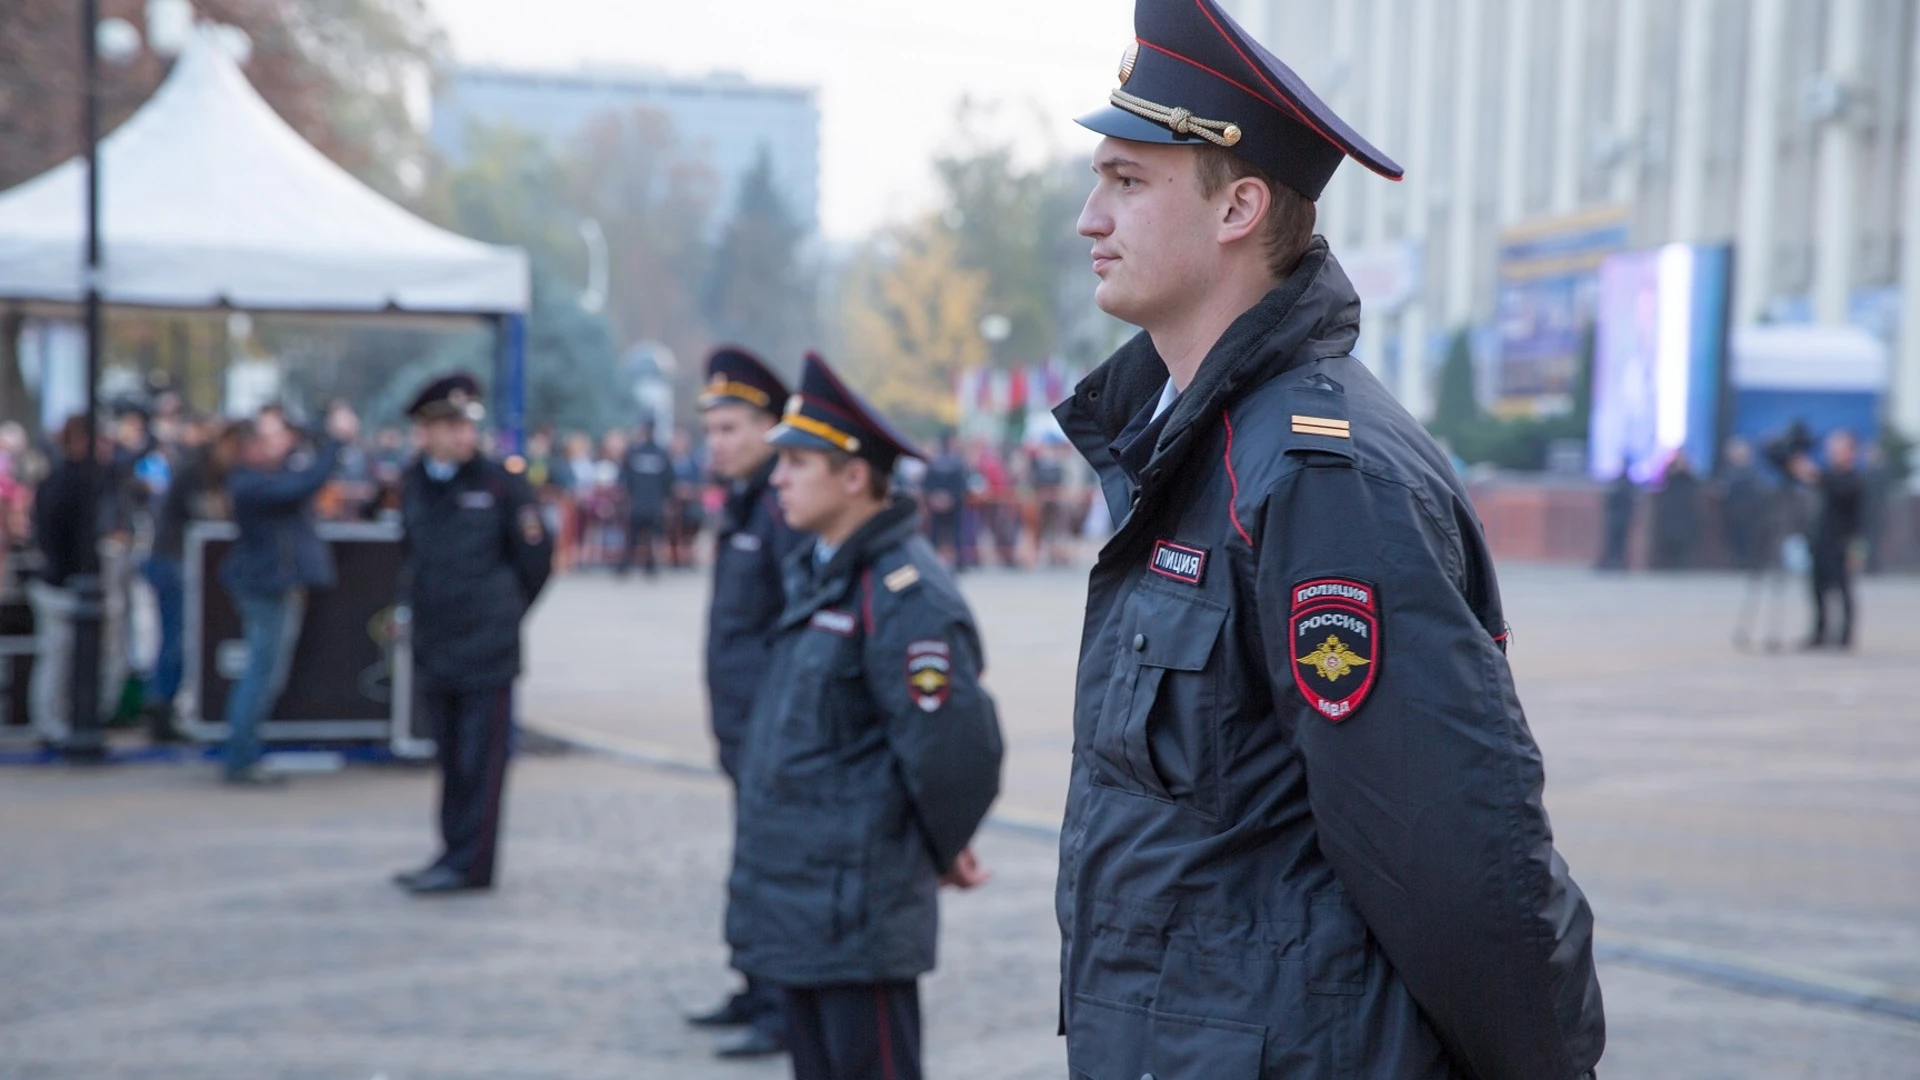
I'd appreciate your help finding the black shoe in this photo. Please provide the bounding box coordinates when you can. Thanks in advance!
[405,865,487,895]
[392,862,443,890]
[223,764,286,787]
[688,993,756,1028]
[715,1027,786,1059]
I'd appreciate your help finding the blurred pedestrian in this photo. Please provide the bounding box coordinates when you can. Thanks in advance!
[666,427,705,568]
[730,353,1002,1080]
[141,423,242,742]
[1719,438,1765,571]
[391,373,552,895]
[1054,3,1602,1075]
[1030,441,1071,566]
[921,432,969,569]
[618,422,671,577]
[26,417,105,753]
[1726,438,1794,652]
[1597,466,1636,570]
[219,403,354,785]
[1797,429,1866,650]
[686,348,805,1058]
[1651,452,1700,569]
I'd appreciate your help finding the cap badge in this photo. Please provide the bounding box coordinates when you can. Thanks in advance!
[1118,42,1139,85]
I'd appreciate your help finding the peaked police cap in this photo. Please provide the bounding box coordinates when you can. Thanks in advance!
[1077,0,1403,200]
[767,352,924,470]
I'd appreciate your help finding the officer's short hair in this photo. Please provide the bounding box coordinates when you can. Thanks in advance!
[1193,144,1317,281]
[825,450,892,502]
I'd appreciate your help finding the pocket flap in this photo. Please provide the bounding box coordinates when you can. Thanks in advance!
[1131,595,1227,672]
[1069,993,1265,1079]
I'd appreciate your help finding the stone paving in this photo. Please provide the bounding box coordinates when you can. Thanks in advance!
[2,564,1919,1078]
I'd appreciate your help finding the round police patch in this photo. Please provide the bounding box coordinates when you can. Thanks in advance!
[1289,577,1379,722]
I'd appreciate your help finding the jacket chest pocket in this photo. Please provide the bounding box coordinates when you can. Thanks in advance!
[1093,587,1228,817]
[769,628,869,782]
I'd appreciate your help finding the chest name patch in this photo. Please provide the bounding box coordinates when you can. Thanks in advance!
[1149,540,1209,586]
[729,532,763,552]
[906,639,952,713]
[809,609,857,636]
[1289,577,1380,723]
[457,490,496,510]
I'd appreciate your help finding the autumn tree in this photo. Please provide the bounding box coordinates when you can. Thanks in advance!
[839,222,989,426]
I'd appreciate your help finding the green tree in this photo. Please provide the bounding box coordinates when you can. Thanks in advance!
[1431,328,1481,444]
[702,147,815,365]
[930,102,1116,367]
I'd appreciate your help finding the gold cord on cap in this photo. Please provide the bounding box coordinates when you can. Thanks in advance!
[1109,88,1242,147]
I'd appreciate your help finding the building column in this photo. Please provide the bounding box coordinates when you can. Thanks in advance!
[1445,0,1486,325]
[1322,0,1360,248]
[1735,0,1786,325]
[1550,0,1589,214]
[1609,0,1648,209]
[1813,0,1864,324]
[1363,0,1395,246]
[1895,0,1920,438]
[1398,0,1439,417]
[1667,0,1714,241]
[1498,0,1533,225]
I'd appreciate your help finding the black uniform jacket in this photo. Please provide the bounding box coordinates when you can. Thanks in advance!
[705,458,805,776]
[727,498,1004,987]
[401,456,554,693]
[1053,239,1604,1080]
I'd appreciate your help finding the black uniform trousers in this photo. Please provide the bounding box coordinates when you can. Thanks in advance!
[784,981,921,1080]
[1809,539,1855,646]
[425,682,515,886]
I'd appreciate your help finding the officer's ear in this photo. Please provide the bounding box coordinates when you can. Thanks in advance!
[1217,175,1272,246]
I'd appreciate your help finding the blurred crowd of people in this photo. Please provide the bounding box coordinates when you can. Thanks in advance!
[514,424,1106,577]
[1596,424,1896,651]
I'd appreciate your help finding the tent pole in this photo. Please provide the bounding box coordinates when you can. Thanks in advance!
[64,0,108,761]
[493,313,527,456]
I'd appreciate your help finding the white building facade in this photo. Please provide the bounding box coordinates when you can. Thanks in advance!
[1224,0,1920,438]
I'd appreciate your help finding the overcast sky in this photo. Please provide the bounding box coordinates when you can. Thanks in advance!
[427,0,1134,241]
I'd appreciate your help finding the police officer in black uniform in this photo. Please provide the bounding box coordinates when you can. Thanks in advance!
[391,373,554,895]
[685,347,806,1058]
[727,353,1004,1080]
[1054,2,1604,1077]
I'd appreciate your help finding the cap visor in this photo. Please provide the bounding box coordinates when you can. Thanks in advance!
[1075,105,1193,147]
[765,423,843,454]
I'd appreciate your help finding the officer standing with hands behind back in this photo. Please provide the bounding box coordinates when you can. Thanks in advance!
[727,353,1003,1080]
[685,347,806,1059]
[1053,1,1603,1077]
[391,373,553,896]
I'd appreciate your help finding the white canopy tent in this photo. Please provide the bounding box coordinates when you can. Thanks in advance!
[0,31,528,314]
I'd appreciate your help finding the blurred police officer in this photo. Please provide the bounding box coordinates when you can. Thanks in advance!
[392,374,553,895]
[727,353,1003,1080]
[686,347,805,1058]
[1053,2,1604,1077]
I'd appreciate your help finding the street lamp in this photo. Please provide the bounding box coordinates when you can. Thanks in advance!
[62,0,110,762]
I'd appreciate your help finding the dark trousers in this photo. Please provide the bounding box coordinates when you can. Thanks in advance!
[785,981,921,1080]
[620,512,661,576]
[140,556,185,709]
[1809,542,1855,646]
[425,683,515,886]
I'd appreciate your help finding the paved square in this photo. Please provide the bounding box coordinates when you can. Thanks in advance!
[3,564,1918,1077]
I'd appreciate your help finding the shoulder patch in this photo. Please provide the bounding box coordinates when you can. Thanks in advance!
[884,564,921,592]
[905,639,951,712]
[1289,577,1379,722]
[518,504,545,545]
[1283,383,1356,455]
